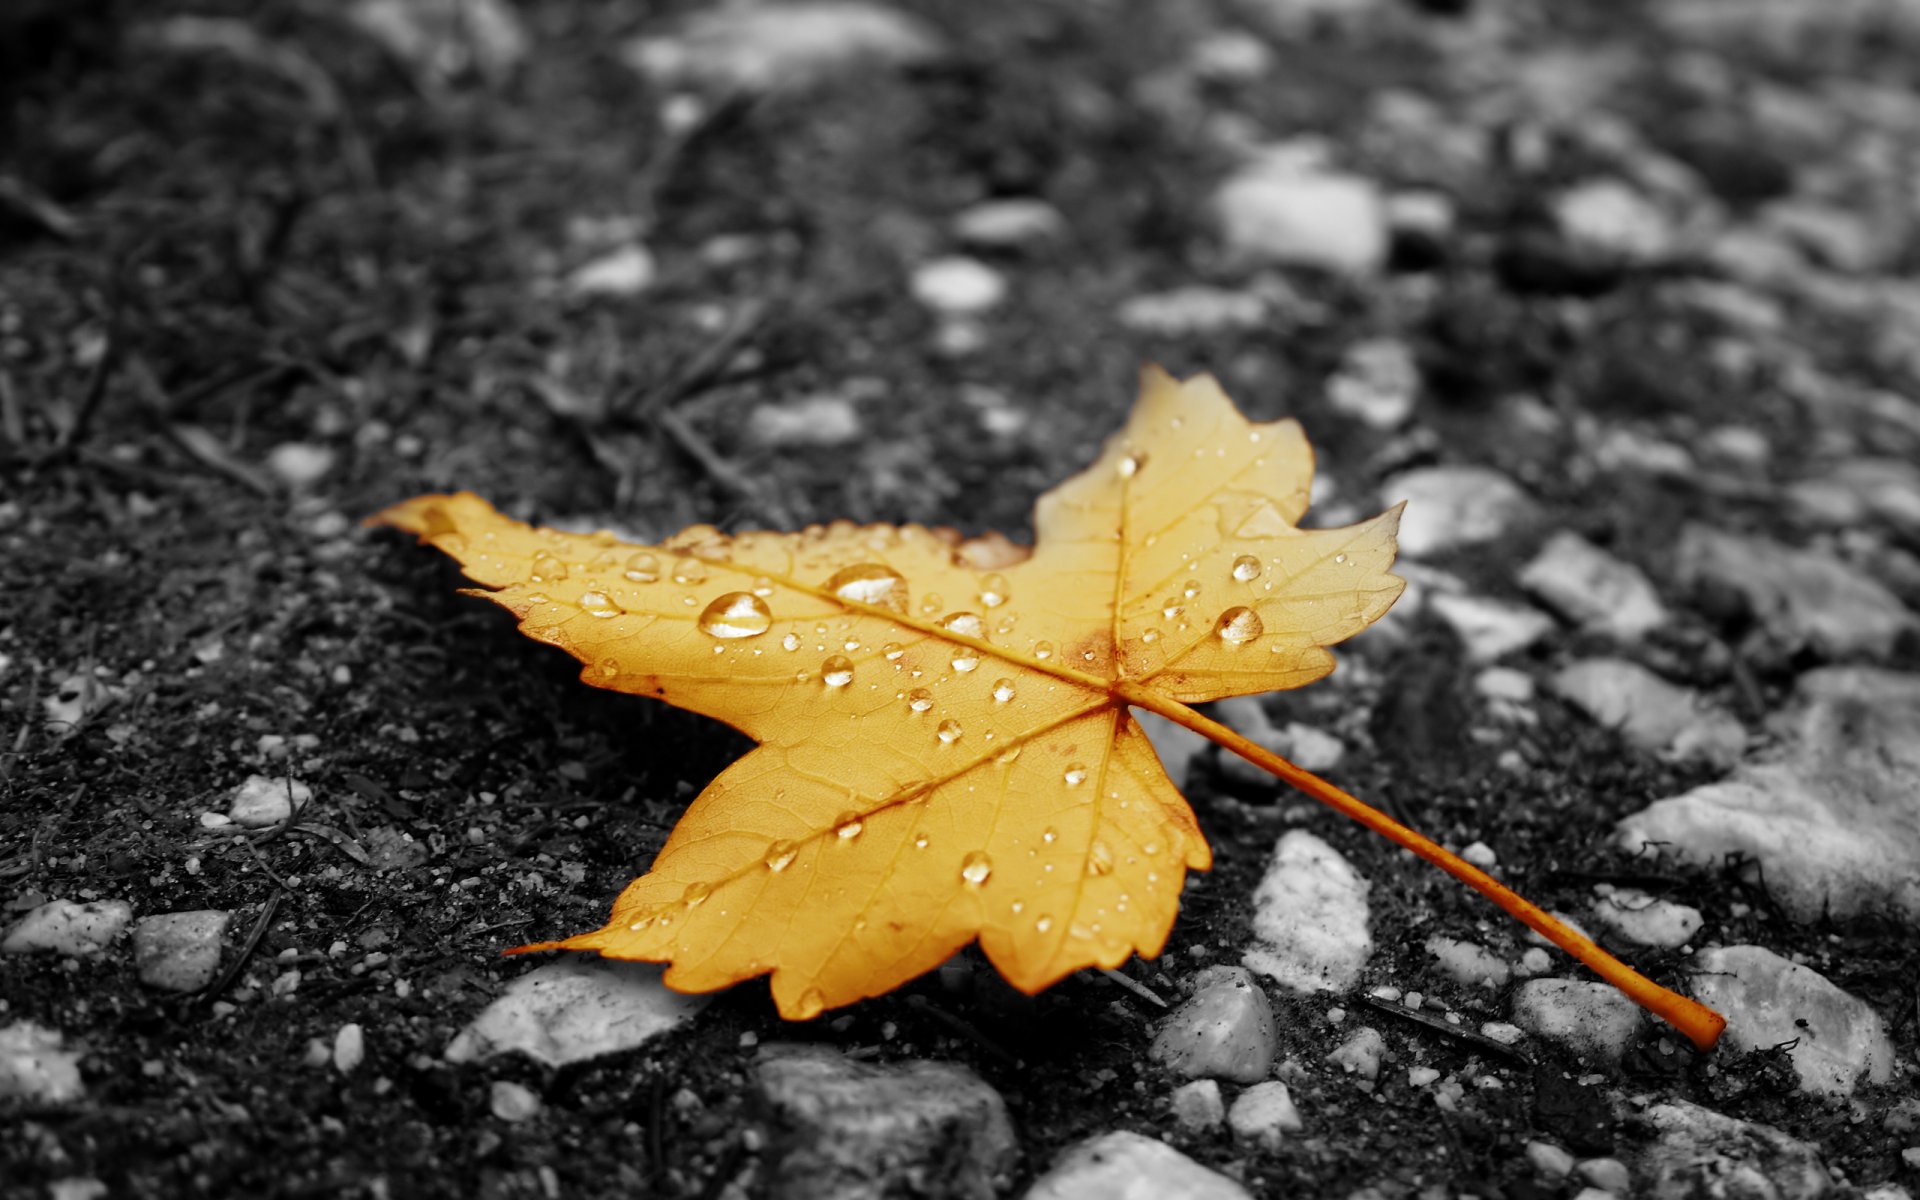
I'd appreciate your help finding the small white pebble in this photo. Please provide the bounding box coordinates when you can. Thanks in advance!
[491,1080,541,1122]
[1461,841,1498,868]
[1408,1066,1441,1087]
[333,1023,365,1075]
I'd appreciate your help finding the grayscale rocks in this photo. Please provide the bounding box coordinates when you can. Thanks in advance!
[444,958,708,1066]
[1631,1101,1832,1200]
[1689,945,1894,1097]
[1789,458,1920,533]
[132,910,230,992]
[1243,830,1373,994]
[1424,935,1511,988]
[1525,1140,1576,1180]
[226,774,312,828]
[1326,1026,1385,1079]
[490,1080,541,1123]
[753,1046,1015,1200]
[1428,592,1557,663]
[1519,532,1668,640]
[0,1020,84,1103]
[1676,524,1915,657]
[1325,338,1420,430]
[1550,658,1745,768]
[563,244,655,298]
[953,199,1065,250]
[1023,1131,1253,1200]
[1213,153,1388,276]
[1227,1080,1303,1151]
[332,1023,366,1075]
[1553,179,1676,263]
[911,257,1007,316]
[623,3,942,95]
[1510,979,1643,1064]
[1617,667,1920,922]
[1116,287,1269,336]
[1382,466,1535,558]
[1587,888,1702,950]
[747,395,865,449]
[1149,965,1277,1084]
[1168,1079,1226,1132]
[2,898,133,957]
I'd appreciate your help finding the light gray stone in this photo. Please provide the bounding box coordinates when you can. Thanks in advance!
[954,199,1065,249]
[1677,524,1916,658]
[490,1079,541,1122]
[132,910,230,992]
[1588,889,1702,950]
[1149,966,1277,1084]
[564,243,655,298]
[1243,831,1372,994]
[1025,1131,1251,1200]
[1552,658,1745,768]
[911,257,1006,315]
[1429,592,1556,663]
[1576,1157,1631,1193]
[1526,1140,1576,1180]
[748,395,864,449]
[1214,159,1387,276]
[623,3,941,94]
[756,1046,1015,1200]
[2,899,133,957]
[1689,945,1895,1097]
[1227,1080,1302,1151]
[1327,1026,1385,1079]
[1425,935,1511,988]
[1168,1079,1225,1132]
[0,1020,84,1103]
[1382,465,1535,558]
[1520,532,1668,641]
[1617,668,1920,923]
[445,958,707,1066]
[1116,287,1268,336]
[1554,180,1675,263]
[1789,459,1920,534]
[1509,979,1642,1064]
[1326,338,1419,430]
[227,774,312,828]
[1633,1100,1831,1200]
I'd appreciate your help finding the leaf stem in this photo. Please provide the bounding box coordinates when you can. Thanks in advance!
[1119,688,1727,1053]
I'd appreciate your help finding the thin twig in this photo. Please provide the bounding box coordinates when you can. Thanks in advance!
[1353,993,1532,1067]
[197,891,283,1005]
[1097,966,1168,1009]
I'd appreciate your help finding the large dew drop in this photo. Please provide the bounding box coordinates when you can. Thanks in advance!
[960,851,992,886]
[834,812,863,840]
[940,612,986,639]
[991,678,1016,703]
[826,563,908,612]
[907,688,934,713]
[764,840,799,872]
[579,590,621,618]
[698,592,773,639]
[979,574,1010,608]
[1231,555,1262,583]
[936,719,963,744]
[821,655,855,687]
[624,552,660,583]
[1063,764,1088,786]
[530,552,568,584]
[672,558,707,586]
[1214,606,1264,645]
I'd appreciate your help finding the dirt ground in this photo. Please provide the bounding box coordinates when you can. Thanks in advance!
[4,1,1918,1197]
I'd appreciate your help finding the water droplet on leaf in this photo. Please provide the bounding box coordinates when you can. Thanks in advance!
[825,563,908,612]
[764,840,798,872]
[821,655,855,687]
[624,552,660,583]
[698,592,773,639]
[908,688,934,713]
[1214,606,1264,644]
[991,679,1015,703]
[834,813,863,840]
[1231,555,1262,582]
[960,851,992,886]
[672,559,707,586]
[979,574,1009,608]
[579,590,620,618]
[1063,764,1087,786]
[936,719,963,744]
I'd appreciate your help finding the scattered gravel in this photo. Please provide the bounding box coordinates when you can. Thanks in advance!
[1024,1131,1252,1200]
[1227,1080,1303,1152]
[1149,965,1278,1084]
[1509,979,1643,1065]
[1242,831,1372,994]
[131,910,230,993]
[2,899,133,958]
[444,958,708,1067]
[1381,466,1536,558]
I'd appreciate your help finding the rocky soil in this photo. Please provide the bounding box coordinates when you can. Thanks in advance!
[3,1,1919,1197]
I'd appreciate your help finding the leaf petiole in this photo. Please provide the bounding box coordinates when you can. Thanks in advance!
[1120,686,1728,1053]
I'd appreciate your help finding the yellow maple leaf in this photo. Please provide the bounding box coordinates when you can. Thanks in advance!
[375,367,1725,1050]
